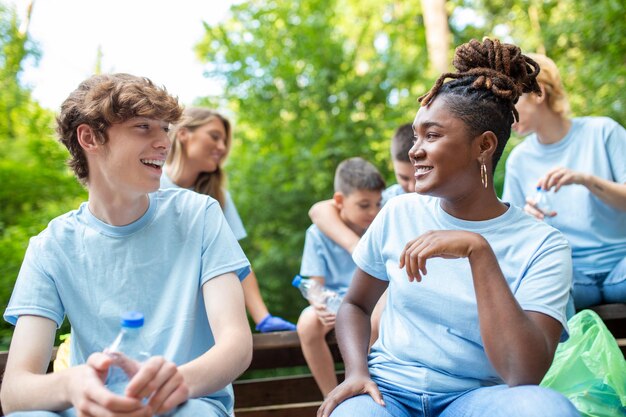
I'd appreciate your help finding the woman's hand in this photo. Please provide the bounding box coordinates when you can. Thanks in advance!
[399,230,486,281]
[538,166,588,192]
[317,375,384,417]
[523,197,556,219]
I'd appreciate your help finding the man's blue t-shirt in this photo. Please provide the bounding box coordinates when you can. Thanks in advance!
[502,117,626,274]
[300,225,356,296]
[4,189,250,415]
[353,193,572,393]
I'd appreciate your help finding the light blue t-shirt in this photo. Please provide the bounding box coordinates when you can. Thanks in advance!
[4,189,250,415]
[382,183,406,206]
[502,117,626,274]
[300,225,356,296]
[160,170,247,240]
[353,193,572,393]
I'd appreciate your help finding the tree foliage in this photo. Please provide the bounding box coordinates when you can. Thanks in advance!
[0,3,85,348]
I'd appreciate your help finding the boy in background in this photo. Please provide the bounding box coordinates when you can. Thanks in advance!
[1,74,252,417]
[297,157,385,397]
[308,123,415,253]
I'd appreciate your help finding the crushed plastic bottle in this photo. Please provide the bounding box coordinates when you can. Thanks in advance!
[292,275,343,313]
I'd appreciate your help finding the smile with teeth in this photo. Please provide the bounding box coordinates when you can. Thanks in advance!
[141,159,165,168]
[415,166,433,175]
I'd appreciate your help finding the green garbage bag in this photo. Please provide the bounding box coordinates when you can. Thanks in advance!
[541,309,626,417]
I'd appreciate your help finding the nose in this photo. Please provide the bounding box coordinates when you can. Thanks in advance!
[155,131,171,151]
[409,142,425,160]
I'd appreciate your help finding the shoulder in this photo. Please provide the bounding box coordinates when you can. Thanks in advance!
[156,188,217,209]
[506,205,569,249]
[572,116,624,139]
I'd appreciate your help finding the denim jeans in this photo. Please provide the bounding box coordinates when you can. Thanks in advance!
[330,378,580,417]
[573,257,626,309]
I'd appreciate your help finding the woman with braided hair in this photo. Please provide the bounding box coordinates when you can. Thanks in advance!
[502,53,626,311]
[318,39,579,417]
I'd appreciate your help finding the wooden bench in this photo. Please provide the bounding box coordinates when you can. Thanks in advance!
[1,304,624,416]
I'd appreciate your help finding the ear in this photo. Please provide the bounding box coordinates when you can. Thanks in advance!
[333,192,344,209]
[476,131,498,164]
[177,127,191,144]
[76,124,101,153]
[535,84,547,104]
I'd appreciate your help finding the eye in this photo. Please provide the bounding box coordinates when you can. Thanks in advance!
[163,126,170,133]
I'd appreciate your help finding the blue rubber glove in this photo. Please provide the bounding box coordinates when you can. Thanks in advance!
[255,314,297,332]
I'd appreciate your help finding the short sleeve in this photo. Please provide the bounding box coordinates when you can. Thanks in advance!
[352,204,389,281]
[223,191,248,241]
[515,231,572,336]
[300,227,327,279]
[604,119,626,183]
[201,200,250,284]
[4,237,65,327]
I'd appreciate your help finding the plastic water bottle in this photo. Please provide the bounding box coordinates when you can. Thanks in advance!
[533,186,554,216]
[292,275,343,313]
[105,311,150,396]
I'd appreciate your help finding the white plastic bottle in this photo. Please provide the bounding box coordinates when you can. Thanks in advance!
[292,275,343,313]
[105,311,150,396]
[533,186,554,216]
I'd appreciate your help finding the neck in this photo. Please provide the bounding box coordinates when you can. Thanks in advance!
[88,190,150,226]
[440,187,507,221]
[166,164,199,189]
[535,112,571,145]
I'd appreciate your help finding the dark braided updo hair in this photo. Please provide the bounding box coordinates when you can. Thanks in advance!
[418,38,541,172]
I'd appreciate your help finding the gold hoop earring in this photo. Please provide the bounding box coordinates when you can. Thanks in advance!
[480,162,488,189]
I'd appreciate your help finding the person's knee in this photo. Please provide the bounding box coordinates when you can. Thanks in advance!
[329,394,390,417]
[506,386,579,417]
[297,308,326,341]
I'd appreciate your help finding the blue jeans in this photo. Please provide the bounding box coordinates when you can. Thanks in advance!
[6,397,229,417]
[330,378,580,417]
[573,257,626,309]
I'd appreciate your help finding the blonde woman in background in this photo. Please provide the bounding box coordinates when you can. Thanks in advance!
[162,107,296,333]
[502,53,626,311]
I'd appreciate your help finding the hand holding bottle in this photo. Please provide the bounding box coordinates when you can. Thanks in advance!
[525,186,557,220]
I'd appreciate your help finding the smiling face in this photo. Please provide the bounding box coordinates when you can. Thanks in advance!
[410,97,482,199]
[182,118,229,174]
[336,189,383,236]
[92,117,171,195]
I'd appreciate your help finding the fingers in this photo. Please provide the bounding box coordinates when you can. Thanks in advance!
[317,379,384,417]
[126,356,189,415]
[524,198,545,220]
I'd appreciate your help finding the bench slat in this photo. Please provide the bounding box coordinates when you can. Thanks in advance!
[234,372,344,408]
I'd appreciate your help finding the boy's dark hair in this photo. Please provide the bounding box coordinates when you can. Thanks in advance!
[391,123,414,163]
[334,157,386,195]
[418,38,541,172]
[56,73,183,184]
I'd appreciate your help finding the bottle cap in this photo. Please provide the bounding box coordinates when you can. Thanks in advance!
[292,274,303,287]
[120,311,144,328]
[536,186,542,191]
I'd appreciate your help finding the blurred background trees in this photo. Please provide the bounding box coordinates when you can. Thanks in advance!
[1,0,624,347]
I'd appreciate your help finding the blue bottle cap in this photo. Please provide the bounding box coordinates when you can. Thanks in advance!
[120,311,144,328]
[292,274,303,288]
[536,186,542,191]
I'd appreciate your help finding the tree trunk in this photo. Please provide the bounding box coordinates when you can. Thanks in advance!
[421,0,450,73]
